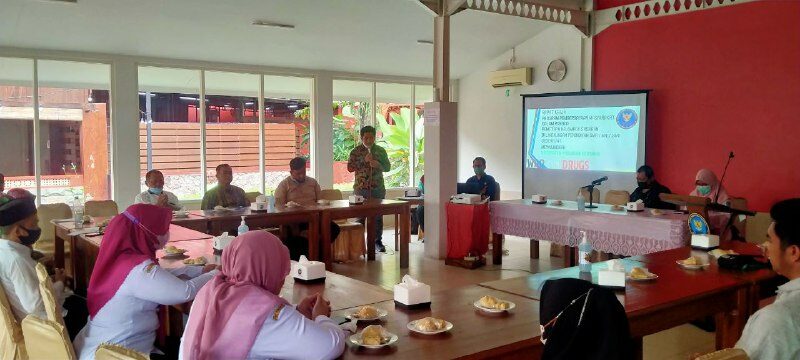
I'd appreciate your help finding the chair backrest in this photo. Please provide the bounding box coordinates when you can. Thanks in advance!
[95,343,150,360]
[21,315,76,360]
[694,348,749,360]
[746,211,772,244]
[492,182,501,201]
[35,203,73,255]
[729,197,748,240]
[578,187,601,203]
[35,263,64,326]
[0,284,27,360]
[320,189,344,201]
[604,190,630,206]
[244,192,262,203]
[85,200,119,218]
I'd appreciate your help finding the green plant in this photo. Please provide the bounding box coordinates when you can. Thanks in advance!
[376,107,424,187]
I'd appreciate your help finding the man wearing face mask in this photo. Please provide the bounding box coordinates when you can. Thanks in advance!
[0,196,88,338]
[466,157,498,201]
[134,170,182,210]
[629,165,675,210]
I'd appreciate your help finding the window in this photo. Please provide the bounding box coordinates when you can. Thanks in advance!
[414,85,432,186]
[263,75,312,193]
[138,67,203,200]
[375,83,413,188]
[0,57,35,198]
[332,80,372,190]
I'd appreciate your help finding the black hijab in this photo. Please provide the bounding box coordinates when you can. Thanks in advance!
[539,278,633,360]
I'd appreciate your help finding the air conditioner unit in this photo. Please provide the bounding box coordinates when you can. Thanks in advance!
[489,68,532,88]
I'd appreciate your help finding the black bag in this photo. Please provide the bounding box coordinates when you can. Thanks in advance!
[717,254,771,271]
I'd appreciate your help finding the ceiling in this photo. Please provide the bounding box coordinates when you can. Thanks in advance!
[0,0,554,79]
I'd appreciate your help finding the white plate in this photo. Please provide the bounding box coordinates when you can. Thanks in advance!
[473,300,515,313]
[348,332,398,349]
[407,319,453,335]
[346,308,388,321]
[627,273,659,281]
[676,260,709,270]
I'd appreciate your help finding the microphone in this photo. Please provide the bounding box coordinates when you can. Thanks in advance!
[715,151,734,204]
[591,176,608,186]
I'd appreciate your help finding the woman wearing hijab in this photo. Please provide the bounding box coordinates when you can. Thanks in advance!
[690,168,731,235]
[539,278,632,360]
[73,204,219,359]
[179,231,347,360]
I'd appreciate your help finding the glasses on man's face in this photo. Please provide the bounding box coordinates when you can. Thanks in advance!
[540,289,592,345]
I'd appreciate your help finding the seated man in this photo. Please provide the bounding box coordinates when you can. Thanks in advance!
[733,198,800,359]
[134,170,182,210]
[414,175,425,239]
[274,157,340,260]
[629,165,675,210]
[201,164,250,210]
[466,157,498,200]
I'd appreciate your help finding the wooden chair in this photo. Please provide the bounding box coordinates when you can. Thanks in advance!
[604,190,630,206]
[85,200,119,218]
[320,189,343,201]
[244,192,262,204]
[35,203,73,257]
[746,211,772,244]
[35,263,64,326]
[578,187,601,204]
[0,284,27,360]
[21,315,76,360]
[320,189,366,262]
[693,348,748,360]
[95,343,150,360]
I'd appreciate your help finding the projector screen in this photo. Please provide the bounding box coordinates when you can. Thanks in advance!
[522,91,649,201]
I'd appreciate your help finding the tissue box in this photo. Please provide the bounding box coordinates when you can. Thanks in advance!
[531,194,547,203]
[213,233,235,254]
[250,202,268,211]
[598,270,626,288]
[292,260,326,283]
[691,234,720,249]
[393,283,431,309]
[626,202,645,211]
[348,195,365,204]
[451,194,482,204]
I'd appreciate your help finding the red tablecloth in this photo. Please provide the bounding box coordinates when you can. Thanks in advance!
[446,202,490,259]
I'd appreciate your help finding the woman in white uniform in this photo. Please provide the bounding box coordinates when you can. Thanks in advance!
[73,204,218,359]
[179,231,347,360]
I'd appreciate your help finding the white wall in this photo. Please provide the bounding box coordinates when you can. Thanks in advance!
[457,25,585,199]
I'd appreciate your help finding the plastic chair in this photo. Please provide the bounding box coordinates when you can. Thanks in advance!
[35,262,64,326]
[85,200,119,218]
[0,284,27,360]
[95,343,150,360]
[604,190,630,206]
[35,203,73,257]
[21,315,76,360]
[320,189,343,201]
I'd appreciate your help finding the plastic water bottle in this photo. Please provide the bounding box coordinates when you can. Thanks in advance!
[237,216,249,235]
[576,192,586,211]
[72,196,84,229]
[578,231,592,273]
[267,193,276,211]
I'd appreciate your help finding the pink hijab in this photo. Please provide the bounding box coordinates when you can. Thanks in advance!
[181,231,291,360]
[87,204,171,317]
[690,168,729,204]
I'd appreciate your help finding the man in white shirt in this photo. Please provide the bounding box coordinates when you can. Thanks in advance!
[134,170,182,210]
[735,198,800,359]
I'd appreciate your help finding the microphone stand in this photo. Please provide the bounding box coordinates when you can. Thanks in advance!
[715,152,734,204]
[584,184,598,209]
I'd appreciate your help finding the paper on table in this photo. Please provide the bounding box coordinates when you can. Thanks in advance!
[68,227,100,236]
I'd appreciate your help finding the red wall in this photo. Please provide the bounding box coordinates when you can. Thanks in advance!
[593,0,800,211]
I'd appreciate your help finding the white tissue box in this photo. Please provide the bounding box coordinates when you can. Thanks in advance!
[213,233,235,253]
[348,195,365,204]
[531,194,547,203]
[393,283,431,309]
[626,202,645,211]
[451,194,482,204]
[292,261,326,282]
[598,270,626,288]
[691,234,720,249]
[250,202,268,211]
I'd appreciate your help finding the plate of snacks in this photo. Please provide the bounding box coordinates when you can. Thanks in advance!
[627,267,658,281]
[407,317,453,335]
[162,245,188,258]
[346,305,387,321]
[473,295,515,313]
[676,256,709,270]
[348,325,397,349]
[183,257,207,266]
[708,249,738,259]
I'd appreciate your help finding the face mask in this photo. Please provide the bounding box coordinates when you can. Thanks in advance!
[696,185,712,196]
[148,187,163,195]
[19,226,41,246]
[637,181,649,189]
[473,167,485,176]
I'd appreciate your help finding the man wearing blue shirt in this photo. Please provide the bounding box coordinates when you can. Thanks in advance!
[466,157,498,200]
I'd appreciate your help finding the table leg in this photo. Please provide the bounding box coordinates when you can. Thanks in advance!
[492,233,503,265]
[530,239,539,259]
[400,206,410,269]
[563,246,577,268]
[715,287,749,349]
[308,213,320,263]
[632,337,643,360]
[321,212,333,271]
[366,215,376,261]
[394,214,399,250]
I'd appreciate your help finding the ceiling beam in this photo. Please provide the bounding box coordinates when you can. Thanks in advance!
[462,0,589,36]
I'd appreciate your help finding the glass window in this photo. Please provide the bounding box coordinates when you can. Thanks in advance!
[414,84,433,186]
[0,58,36,198]
[332,80,372,190]
[263,75,312,193]
[375,83,413,188]
[138,67,202,200]
[37,60,111,204]
[203,71,260,195]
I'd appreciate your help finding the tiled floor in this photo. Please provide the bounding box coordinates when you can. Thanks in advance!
[332,230,715,360]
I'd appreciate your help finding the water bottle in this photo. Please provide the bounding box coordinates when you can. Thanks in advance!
[237,216,249,235]
[576,191,586,211]
[72,196,85,229]
[578,231,592,273]
[267,192,275,211]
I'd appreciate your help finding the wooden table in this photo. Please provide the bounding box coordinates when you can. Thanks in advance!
[52,217,113,280]
[168,212,209,233]
[396,196,424,206]
[320,199,411,270]
[334,285,543,359]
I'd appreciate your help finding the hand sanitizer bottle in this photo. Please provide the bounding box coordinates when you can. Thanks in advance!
[576,191,586,211]
[237,216,249,235]
[578,231,592,273]
[73,196,85,229]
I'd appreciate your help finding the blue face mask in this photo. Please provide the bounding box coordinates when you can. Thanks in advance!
[696,185,711,196]
[148,187,163,195]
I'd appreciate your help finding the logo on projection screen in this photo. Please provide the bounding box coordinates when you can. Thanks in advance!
[616,108,639,129]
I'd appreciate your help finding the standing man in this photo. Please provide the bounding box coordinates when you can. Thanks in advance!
[347,126,390,252]
[466,157,498,201]
[201,164,250,210]
[629,165,675,210]
[134,170,182,210]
